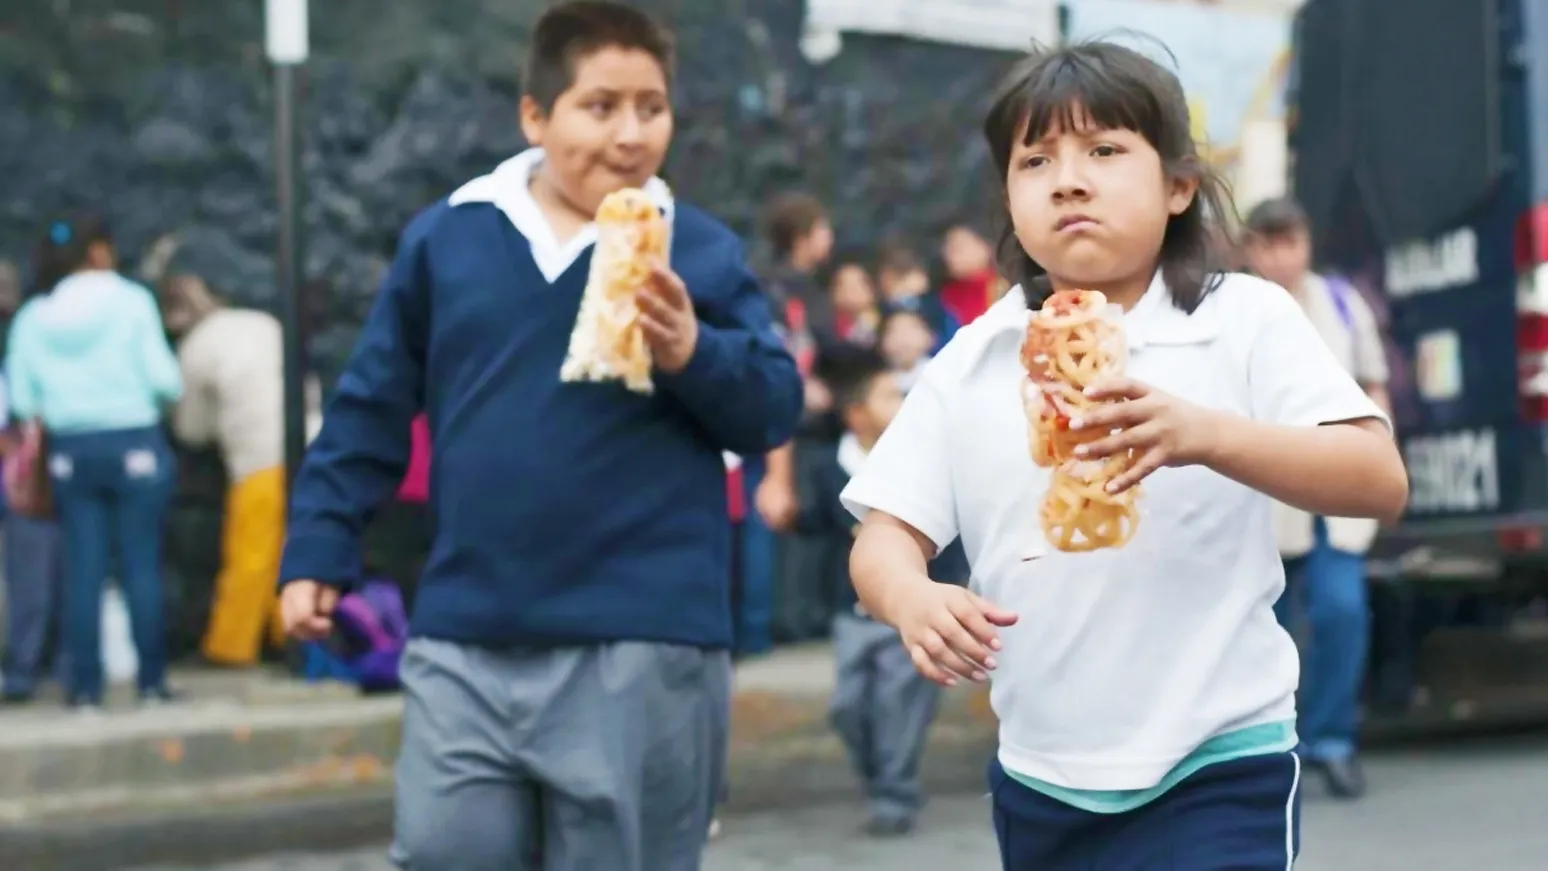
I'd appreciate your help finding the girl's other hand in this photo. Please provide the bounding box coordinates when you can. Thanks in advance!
[886,578,1018,687]
[1068,377,1221,494]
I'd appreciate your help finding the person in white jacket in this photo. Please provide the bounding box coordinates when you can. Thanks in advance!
[160,274,319,668]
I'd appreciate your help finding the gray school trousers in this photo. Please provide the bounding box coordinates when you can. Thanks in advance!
[389,637,732,871]
[828,611,941,822]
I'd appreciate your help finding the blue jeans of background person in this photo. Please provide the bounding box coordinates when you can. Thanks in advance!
[1,514,63,697]
[1276,517,1368,762]
[49,426,175,703]
[737,456,775,656]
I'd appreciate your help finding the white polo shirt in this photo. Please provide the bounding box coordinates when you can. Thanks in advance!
[841,272,1388,792]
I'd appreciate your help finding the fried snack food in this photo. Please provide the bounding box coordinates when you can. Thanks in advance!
[1021,289,1140,552]
[559,187,667,394]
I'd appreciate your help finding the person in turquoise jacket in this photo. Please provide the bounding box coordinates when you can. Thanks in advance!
[6,213,183,710]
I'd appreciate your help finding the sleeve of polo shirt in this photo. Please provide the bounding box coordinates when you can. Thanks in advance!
[1247,286,1389,431]
[839,377,958,552]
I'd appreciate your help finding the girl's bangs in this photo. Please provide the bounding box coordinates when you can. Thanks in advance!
[1013,55,1153,147]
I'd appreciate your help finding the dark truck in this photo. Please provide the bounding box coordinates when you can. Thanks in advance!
[1289,0,1548,729]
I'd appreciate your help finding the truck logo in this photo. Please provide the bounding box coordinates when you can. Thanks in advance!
[1385,228,1479,298]
[1404,427,1499,513]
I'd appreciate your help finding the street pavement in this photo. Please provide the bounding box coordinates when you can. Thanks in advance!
[139,732,1548,871]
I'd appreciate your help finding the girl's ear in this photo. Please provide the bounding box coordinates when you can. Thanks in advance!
[1167,172,1200,217]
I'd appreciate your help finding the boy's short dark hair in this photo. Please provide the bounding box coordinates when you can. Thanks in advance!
[818,344,890,413]
[1244,197,1311,239]
[524,1,676,113]
[876,239,923,277]
[763,192,828,259]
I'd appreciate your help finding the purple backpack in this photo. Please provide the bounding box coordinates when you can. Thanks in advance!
[324,579,409,692]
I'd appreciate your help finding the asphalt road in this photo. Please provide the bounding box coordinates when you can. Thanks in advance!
[140,732,1548,871]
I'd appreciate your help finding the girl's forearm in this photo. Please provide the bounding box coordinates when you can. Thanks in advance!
[850,515,935,626]
[1202,412,1408,523]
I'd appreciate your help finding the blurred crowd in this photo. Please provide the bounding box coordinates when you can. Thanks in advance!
[729,192,1006,655]
[0,197,1002,710]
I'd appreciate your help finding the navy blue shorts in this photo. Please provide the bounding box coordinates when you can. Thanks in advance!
[989,752,1301,870]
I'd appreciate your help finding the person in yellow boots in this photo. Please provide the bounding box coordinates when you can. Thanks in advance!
[160,273,320,668]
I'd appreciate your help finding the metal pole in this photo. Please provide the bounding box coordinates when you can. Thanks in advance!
[274,62,307,488]
[267,0,309,489]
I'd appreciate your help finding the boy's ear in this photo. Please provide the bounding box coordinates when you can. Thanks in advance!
[518,95,548,147]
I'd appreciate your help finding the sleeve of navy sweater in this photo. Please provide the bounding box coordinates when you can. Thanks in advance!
[656,238,803,455]
[278,208,435,589]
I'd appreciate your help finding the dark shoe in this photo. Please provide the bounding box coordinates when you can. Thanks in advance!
[137,685,184,706]
[863,815,915,838]
[1316,755,1367,800]
[0,685,35,706]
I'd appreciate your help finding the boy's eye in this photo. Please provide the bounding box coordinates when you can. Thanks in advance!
[1022,154,1048,169]
[585,100,614,117]
[1091,144,1120,158]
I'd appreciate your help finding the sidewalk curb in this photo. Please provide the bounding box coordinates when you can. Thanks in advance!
[0,685,998,870]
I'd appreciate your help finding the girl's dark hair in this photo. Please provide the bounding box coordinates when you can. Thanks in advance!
[982,39,1234,313]
[31,211,112,295]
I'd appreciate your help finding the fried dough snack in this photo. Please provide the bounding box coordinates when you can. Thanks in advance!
[559,188,666,394]
[1021,290,1140,552]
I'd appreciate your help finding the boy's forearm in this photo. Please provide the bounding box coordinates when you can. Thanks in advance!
[850,516,935,628]
[1202,411,1408,523]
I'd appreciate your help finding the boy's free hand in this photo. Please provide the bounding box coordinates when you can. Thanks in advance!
[638,261,699,374]
[280,580,340,642]
[1068,377,1221,494]
[886,577,1018,687]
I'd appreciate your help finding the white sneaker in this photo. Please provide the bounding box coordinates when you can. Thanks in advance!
[708,818,723,841]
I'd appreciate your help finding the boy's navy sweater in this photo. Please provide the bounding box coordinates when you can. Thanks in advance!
[279,197,803,649]
[800,435,970,615]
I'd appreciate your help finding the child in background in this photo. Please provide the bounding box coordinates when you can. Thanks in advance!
[877,308,937,393]
[939,224,1008,327]
[876,240,959,347]
[830,260,881,347]
[804,345,969,837]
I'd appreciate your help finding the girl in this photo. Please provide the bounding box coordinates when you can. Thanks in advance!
[8,213,183,709]
[829,260,881,347]
[842,42,1407,870]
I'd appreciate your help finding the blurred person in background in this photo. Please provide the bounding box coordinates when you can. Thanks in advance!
[829,259,881,347]
[1244,197,1391,800]
[875,239,958,348]
[877,308,938,394]
[806,345,969,837]
[7,213,183,710]
[757,192,848,642]
[0,259,65,704]
[160,273,321,669]
[938,223,1006,327]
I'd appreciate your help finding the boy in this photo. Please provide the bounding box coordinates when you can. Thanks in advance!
[803,345,968,836]
[875,240,959,347]
[1244,196,1391,800]
[276,4,803,869]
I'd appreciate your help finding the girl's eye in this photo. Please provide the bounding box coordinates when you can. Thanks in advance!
[1022,154,1048,169]
[1091,144,1120,158]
